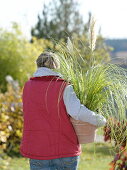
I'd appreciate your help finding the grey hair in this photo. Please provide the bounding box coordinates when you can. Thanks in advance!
[36,52,60,69]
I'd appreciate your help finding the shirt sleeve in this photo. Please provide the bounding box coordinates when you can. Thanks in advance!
[63,85,106,127]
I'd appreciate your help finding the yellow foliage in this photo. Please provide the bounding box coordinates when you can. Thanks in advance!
[0,83,23,154]
[0,24,54,92]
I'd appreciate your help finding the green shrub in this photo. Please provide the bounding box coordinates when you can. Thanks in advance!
[0,23,53,92]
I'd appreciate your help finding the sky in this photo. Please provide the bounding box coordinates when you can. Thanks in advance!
[0,0,127,39]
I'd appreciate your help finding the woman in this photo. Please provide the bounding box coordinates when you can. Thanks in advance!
[20,52,106,170]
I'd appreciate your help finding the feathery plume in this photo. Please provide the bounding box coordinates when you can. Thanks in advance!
[89,16,97,52]
[67,37,74,54]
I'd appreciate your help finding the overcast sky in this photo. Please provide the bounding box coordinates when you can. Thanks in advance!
[0,0,127,39]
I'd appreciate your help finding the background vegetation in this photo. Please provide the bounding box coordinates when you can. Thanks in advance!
[0,0,127,169]
[0,23,53,92]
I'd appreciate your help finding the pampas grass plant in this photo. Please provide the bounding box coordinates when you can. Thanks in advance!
[55,16,127,148]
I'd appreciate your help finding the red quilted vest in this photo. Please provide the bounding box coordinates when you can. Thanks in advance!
[20,76,81,160]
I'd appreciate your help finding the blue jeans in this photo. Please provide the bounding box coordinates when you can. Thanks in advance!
[29,156,80,170]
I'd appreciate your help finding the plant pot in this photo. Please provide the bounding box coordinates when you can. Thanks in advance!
[70,117,97,144]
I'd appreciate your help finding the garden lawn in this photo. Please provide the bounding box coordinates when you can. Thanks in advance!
[78,142,114,170]
[0,142,114,170]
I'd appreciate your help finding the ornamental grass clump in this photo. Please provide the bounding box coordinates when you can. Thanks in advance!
[56,39,127,116]
[55,16,127,149]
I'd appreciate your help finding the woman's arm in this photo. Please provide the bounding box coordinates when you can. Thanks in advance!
[63,85,106,127]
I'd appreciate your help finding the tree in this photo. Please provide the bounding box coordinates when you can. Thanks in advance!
[31,0,84,41]
[0,23,53,92]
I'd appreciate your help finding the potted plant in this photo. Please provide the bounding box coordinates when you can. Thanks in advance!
[55,17,127,144]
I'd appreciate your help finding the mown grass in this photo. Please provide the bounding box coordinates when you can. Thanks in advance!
[0,142,114,170]
[78,142,114,170]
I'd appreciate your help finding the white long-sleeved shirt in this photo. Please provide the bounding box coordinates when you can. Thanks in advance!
[33,67,106,127]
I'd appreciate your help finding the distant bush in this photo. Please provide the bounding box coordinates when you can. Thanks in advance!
[0,23,53,92]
